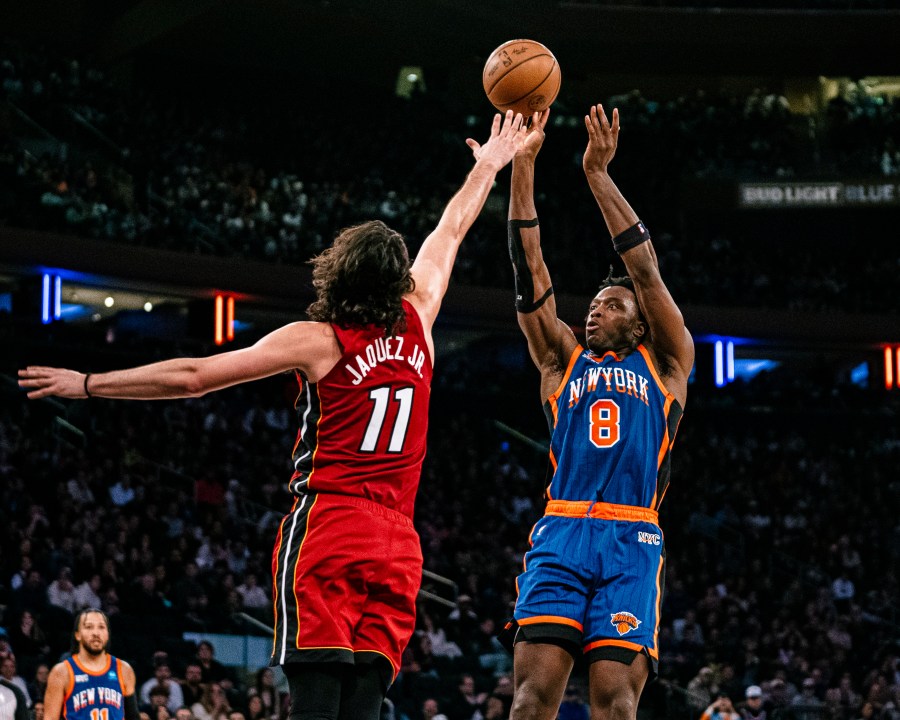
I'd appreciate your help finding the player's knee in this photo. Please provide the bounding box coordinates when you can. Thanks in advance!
[590,692,637,720]
[511,679,561,718]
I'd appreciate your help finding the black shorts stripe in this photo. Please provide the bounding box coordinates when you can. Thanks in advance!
[271,494,315,665]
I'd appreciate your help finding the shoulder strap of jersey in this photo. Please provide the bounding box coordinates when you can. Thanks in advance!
[62,658,77,702]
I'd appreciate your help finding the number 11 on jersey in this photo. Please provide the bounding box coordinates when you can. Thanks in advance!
[361,386,414,453]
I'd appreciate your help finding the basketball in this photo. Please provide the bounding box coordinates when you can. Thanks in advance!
[482,39,561,117]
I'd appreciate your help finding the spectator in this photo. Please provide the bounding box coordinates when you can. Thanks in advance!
[421,698,448,720]
[0,656,31,708]
[235,574,268,610]
[109,475,136,506]
[740,685,766,720]
[180,664,204,708]
[73,574,103,610]
[688,667,720,713]
[27,664,49,705]
[46,569,77,614]
[445,674,487,720]
[792,678,824,720]
[252,668,282,720]
[195,642,232,685]
[191,684,231,720]
[701,696,741,720]
[140,662,185,714]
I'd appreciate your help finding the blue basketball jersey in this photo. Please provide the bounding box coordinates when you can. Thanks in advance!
[63,656,126,720]
[543,344,682,509]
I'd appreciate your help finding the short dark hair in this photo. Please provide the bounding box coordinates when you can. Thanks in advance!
[306,221,415,336]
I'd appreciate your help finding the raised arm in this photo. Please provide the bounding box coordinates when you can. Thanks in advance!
[508,111,578,398]
[408,110,525,333]
[582,104,694,401]
[19,321,342,401]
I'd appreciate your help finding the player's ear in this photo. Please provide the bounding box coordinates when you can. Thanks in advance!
[633,320,647,340]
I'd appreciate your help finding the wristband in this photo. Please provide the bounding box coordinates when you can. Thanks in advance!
[612,221,650,254]
[83,373,93,398]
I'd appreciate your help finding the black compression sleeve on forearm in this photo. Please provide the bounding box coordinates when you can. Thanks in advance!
[124,695,140,720]
[508,218,554,313]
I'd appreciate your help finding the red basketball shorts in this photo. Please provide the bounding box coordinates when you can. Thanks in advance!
[270,491,422,678]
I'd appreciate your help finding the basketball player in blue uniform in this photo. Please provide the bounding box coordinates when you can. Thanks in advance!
[44,610,138,720]
[503,106,694,720]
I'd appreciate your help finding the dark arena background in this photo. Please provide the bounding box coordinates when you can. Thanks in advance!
[1,1,899,719]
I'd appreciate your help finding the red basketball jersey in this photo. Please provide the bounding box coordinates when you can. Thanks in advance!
[289,300,432,518]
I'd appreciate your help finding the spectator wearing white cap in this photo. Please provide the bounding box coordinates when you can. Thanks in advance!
[740,686,766,720]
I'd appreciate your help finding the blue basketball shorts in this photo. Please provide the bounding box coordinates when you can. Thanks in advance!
[513,500,665,670]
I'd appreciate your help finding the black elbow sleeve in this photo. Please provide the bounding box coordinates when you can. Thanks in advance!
[508,218,553,313]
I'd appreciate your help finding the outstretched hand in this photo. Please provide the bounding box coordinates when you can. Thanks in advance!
[19,366,87,399]
[516,110,550,161]
[583,104,619,175]
[465,110,527,171]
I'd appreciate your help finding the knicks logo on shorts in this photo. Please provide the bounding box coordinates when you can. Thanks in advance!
[610,611,642,636]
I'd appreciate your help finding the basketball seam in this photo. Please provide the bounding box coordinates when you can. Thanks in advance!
[485,54,553,96]
[493,60,558,108]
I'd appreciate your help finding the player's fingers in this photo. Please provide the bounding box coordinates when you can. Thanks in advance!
[598,104,611,132]
[612,107,620,135]
[491,113,502,137]
[502,111,521,136]
[539,108,550,130]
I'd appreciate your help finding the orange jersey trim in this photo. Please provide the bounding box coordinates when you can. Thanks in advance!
[636,345,674,400]
[583,638,659,659]
[63,662,75,704]
[72,654,112,676]
[544,500,658,524]
[547,345,584,422]
[518,615,584,632]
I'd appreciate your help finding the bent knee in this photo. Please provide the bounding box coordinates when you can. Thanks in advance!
[591,693,637,720]
[511,680,564,718]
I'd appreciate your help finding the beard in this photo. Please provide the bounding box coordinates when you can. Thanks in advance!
[81,639,107,656]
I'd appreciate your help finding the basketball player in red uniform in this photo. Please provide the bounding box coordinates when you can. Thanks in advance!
[20,110,527,720]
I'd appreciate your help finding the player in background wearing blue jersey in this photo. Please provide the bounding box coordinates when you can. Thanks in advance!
[44,610,138,720]
[502,106,694,720]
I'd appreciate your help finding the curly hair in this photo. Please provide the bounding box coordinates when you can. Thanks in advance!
[306,220,415,335]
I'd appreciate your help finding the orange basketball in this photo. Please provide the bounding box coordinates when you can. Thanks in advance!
[482,39,561,117]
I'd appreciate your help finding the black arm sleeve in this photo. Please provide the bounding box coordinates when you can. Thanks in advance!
[508,218,554,313]
[124,694,140,720]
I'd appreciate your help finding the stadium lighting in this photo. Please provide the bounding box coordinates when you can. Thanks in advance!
[886,347,895,390]
[726,340,734,383]
[104,296,115,308]
[715,341,725,387]
[144,302,153,312]
[42,274,51,324]
[215,295,224,346]
[226,297,235,341]
[54,275,62,320]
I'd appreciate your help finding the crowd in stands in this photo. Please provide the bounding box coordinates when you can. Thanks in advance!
[2,39,900,314]
[1,324,898,720]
